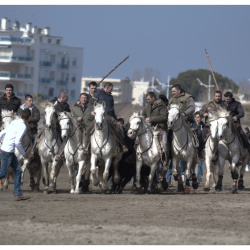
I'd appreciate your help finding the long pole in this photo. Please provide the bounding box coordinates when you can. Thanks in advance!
[205,49,219,90]
[98,55,129,86]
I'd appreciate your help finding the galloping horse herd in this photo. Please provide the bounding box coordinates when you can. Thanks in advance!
[0,101,248,195]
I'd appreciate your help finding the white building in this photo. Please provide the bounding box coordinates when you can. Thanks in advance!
[0,17,83,102]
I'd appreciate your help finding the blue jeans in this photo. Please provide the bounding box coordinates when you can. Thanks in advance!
[0,151,23,196]
[166,161,186,183]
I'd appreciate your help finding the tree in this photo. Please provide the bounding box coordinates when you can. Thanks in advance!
[170,69,239,102]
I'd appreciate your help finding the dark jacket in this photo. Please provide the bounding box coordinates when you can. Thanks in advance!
[97,89,116,119]
[0,93,21,113]
[142,98,168,131]
[72,102,94,128]
[17,104,40,134]
[223,98,244,124]
[246,131,250,143]
[51,97,71,113]
[88,92,99,113]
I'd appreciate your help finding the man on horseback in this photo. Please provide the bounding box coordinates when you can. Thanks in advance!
[17,94,40,140]
[83,82,127,154]
[168,84,195,126]
[223,91,250,154]
[72,93,94,128]
[51,91,71,113]
[142,91,168,168]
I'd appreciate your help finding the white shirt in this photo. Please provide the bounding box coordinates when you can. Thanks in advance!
[0,119,27,155]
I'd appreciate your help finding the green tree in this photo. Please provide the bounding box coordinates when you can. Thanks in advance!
[170,69,239,102]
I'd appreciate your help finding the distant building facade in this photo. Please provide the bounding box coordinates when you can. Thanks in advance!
[0,17,83,102]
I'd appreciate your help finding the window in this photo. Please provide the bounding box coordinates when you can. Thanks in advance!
[56,39,60,45]
[48,38,51,43]
[72,76,76,83]
[72,59,77,66]
[48,88,54,96]
[50,54,56,64]
[71,90,75,99]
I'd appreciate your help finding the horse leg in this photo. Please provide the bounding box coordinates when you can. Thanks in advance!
[238,162,246,190]
[112,156,121,184]
[215,156,225,191]
[3,172,10,189]
[65,160,75,194]
[90,154,98,186]
[204,156,212,191]
[75,160,85,194]
[184,160,192,193]
[42,160,50,193]
[102,157,112,192]
[147,163,158,194]
[176,164,184,192]
[191,160,198,190]
[135,159,143,190]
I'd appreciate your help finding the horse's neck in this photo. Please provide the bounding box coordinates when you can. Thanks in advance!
[138,122,153,150]
[45,122,58,141]
[225,119,236,143]
[68,118,83,145]
[173,116,187,137]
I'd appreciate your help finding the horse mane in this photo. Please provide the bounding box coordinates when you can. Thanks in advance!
[169,104,180,110]
[40,100,55,109]
[129,112,145,122]
[1,109,14,116]
[217,107,230,118]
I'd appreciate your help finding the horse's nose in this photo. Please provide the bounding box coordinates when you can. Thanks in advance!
[96,122,102,128]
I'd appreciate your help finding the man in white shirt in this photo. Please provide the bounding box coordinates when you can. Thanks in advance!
[0,109,31,201]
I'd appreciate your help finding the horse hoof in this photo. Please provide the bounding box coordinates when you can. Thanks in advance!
[192,183,199,190]
[232,188,238,194]
[0,186,3,191]
[215,185,222,191]
[178,184,184,192]
[116,188,123,194]
[161,178,168,191]
[184,187,190,194]
[174,175,179,182]
[147,190,151,194]
[238,184,245,190]
[43,190,49,194]
[204,187,210,192]
[70,190,75,194]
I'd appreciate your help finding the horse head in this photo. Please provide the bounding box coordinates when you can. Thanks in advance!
[58,111,71,140]
[168,104,180,128]
[127,112,144,139]
[217,108,230,140]
[207,112,218,141]
[42,101,57,129]
[94,101,106,130]
[1,110,15,130]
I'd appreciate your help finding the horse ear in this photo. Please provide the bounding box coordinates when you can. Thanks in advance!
[102,101,106,108]
[53,101,58,107]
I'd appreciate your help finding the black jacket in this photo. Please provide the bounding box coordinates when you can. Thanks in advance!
[0,93,21,113]
[97,89,116,119]
[51,97,71,113]
[223,98,244,124]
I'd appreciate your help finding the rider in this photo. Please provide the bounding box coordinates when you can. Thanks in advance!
[0,84,22,125]
[51,91,71,113]
[83,82,127,154]
[17,94,40,140]
[72,93,94,129]
[223,91,250,153]
[142,91,168,168]
[168,84,195,127]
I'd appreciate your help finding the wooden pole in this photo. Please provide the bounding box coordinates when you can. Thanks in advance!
[98,55,129,86]
[205,49,219,90]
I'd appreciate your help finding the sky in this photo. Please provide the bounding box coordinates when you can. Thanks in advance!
[0,4,250,85]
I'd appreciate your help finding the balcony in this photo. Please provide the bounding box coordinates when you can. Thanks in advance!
[57,64,69,70]
[40,61,52,67]
[40,78,51,84]
[56,80,68,85]
[0,55,32,62]
[0,72,31,80]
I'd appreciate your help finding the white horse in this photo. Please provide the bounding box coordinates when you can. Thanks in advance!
[57,111,91,194]
[37,101,64,193]
[90,102,123,192]
[167,104,198,193]
[127,112,162,194]
[216,108,248,193]
[203,112,220,191]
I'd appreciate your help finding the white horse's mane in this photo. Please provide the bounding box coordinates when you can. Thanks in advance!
[129,112,145,122]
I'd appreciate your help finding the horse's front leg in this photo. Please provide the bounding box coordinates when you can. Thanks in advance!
[112,155,121,184]
[147,163,158,194]
[102,157,112,192]
[215,155,225,191]
[231,154,239,194]
[41,159,49,193]
[204,156,212,191]
[135,158,143,190]
[48,159,60,193]
[90,153,98,186]
[75,159,86,194]
[65,158,75,194]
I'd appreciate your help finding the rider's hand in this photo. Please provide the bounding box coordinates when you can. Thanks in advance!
[77,117,82,121]
[91,111,95,116]
[181,113,186,116]
[203,113,208,117]
[23,152,30,159]
[145,118,150,122]
[233,116,237,121]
